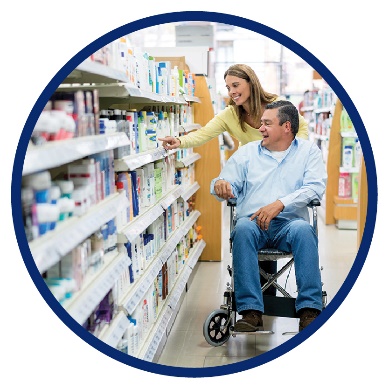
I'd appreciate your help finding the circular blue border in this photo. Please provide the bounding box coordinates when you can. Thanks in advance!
[11,11,377,378]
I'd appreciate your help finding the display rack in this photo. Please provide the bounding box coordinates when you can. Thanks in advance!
[325,99,359,229]
[24,58,206,362]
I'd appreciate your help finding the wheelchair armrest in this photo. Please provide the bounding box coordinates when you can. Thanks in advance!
[308,199,321,207]
[227,198,237,207]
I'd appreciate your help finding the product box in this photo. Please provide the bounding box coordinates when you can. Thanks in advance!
[154,56,187,72]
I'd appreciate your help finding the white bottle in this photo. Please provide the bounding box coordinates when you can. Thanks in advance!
[126,322,135,356]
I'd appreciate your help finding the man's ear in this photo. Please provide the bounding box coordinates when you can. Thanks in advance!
[284,120,292,134]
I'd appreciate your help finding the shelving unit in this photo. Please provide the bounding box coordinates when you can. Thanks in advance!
[23,57,206,362]
[325,99,360,229]
[192,75,222,261]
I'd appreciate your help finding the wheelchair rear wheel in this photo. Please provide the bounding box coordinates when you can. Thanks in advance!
[203,309,231,346]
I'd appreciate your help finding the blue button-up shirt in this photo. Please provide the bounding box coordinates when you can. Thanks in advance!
[210,138,327,222]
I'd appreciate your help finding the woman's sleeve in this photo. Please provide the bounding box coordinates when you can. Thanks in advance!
[296,113,309,140]
[178,110,230,149]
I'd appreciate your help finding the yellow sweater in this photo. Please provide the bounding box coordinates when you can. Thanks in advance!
[179,104,309,149]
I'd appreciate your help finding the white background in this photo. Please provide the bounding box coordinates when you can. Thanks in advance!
[2,2,387,387]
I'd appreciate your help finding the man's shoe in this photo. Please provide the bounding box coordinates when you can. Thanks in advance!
[234,310,263,332]
[298,309,320,332]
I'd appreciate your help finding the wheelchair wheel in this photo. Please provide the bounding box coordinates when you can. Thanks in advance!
[203,309,231,347]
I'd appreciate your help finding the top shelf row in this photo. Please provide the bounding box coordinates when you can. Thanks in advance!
[60,60,201,104]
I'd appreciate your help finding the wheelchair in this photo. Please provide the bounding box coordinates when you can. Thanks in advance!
[203,198,327,347]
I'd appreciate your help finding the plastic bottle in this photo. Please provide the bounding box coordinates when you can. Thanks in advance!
[138,111,147,153]
[354,138,362,168]
[126,110,138,155]
[156,110,165,147]
[342,137,354,168]
[145,111,157,150]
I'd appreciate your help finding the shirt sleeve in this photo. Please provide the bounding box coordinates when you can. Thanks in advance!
[178,108,231,149]
[210,149,248,201]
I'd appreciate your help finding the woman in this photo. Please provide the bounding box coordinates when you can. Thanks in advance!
[159,63,309,150]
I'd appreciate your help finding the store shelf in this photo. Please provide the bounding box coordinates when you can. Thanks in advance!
[119,210,201,316]
[183,94,201,104]
[59,82,188,105]
[61,60,129,85]
[99,311,130,348]
[114,147,174,172]
[175,153,201,168]
[181,181,200,201]
[23,133,130,176]
[158,184,184,210]
[117,203,164,244]
[28,51,206,361]
[138,239,205,362]
[340,131,358,138]
[62,250,130,324]
[314,106,333,114]
[30,191,128,273]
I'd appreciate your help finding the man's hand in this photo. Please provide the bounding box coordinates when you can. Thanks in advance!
[250,200,284,230]
[159,136,181,150]
[214,179,235,200]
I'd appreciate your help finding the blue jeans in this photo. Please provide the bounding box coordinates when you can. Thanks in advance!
[231,216,323,314]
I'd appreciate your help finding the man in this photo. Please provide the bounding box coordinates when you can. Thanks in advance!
[210,100,327,332]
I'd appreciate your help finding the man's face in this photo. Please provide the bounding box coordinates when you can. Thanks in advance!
[259,108,287,151]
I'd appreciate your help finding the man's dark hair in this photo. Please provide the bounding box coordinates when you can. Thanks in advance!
[265,100,299,136]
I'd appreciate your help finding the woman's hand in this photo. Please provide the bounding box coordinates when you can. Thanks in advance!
[159,136,181,150]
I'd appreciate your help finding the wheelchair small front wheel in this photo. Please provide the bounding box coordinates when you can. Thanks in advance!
[203,309,231,347]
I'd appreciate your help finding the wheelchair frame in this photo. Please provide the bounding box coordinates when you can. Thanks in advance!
[203,199,327,347]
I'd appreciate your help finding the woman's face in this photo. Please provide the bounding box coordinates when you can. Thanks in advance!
[225,75,251,106]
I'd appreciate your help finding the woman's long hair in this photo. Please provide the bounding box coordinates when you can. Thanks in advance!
[224,64,278,132]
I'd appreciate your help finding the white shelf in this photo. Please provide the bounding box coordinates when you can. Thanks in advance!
[181,181,200,201]
[23,133,130,176]
[339,166,359,174]
[114,147,174,172]
[340,131,358,138]
[175,153,201,168]
[62,60,129,84]
[314,106,333,114]
[99,311,130,348]
[30,191,128,273]
[158,184,184,210]
[183,94,201,104]
[62,250,130,324]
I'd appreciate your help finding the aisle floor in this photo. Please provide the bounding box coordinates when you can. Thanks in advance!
[156,205,358,367]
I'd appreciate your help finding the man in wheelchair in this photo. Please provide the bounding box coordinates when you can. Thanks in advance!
[210,100,327,332]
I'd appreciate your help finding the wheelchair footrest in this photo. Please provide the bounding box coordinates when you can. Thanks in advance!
[263,295,297,318]
[231,329,274,336]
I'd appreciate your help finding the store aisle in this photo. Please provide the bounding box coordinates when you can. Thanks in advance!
[156,203,358,367]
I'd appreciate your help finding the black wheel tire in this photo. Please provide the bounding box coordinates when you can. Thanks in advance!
[203,309,231,347]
